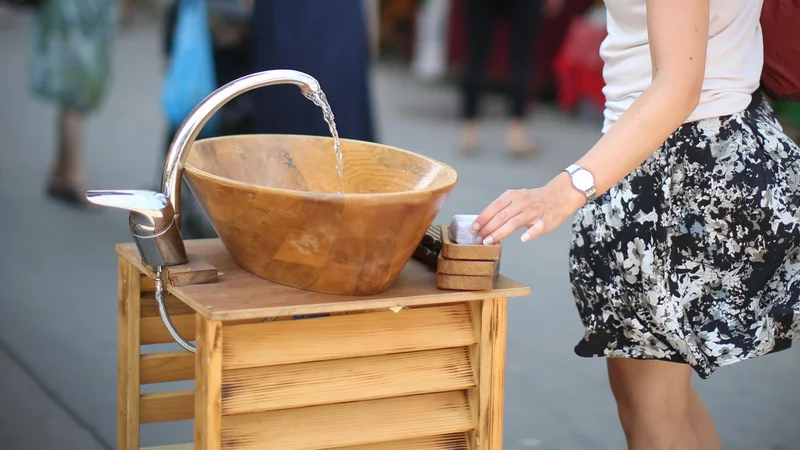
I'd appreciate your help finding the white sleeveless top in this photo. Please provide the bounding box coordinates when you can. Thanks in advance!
[600,0,764,133]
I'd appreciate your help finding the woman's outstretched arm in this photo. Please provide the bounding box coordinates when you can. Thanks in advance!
[472,0,711,245]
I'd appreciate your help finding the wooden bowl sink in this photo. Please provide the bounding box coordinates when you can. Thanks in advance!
[184,134,458,296]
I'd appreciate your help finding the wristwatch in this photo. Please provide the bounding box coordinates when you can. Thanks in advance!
[564,164,597,203]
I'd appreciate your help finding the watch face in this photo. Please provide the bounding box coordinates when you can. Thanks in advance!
[572,170,594,191]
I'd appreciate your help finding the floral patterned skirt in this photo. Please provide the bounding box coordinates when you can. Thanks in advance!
[569,91,800,379]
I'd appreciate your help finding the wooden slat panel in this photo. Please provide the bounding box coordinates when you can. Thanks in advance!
[140,292,196,318]
[119,258,141,450]
[337,433,469,450]
[196,317,223,450]
[140,274,155,292]
[476,298,508,450]
[221,391,473,450]
[222,348,475,415]
[223,304,475,369]
[141,435,469,450]
[140,314,196,345]
[140,391,194,424]
[141,445,192,450]
[140,352,194,385]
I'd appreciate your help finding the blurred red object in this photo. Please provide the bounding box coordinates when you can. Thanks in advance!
[552,14,607,114]
[760,0,800,101]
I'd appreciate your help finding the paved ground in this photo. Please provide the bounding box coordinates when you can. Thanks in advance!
[1,10,799,450]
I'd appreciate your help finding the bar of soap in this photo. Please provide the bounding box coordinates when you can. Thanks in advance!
[449,214,479,244]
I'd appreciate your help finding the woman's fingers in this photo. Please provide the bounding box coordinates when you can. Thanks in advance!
[482,212,528,245]
[521,220,545,242]
[472,191,513,234]
[474,201,520,243]
[472,189,548,244]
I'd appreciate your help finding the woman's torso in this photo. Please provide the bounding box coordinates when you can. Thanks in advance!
[600,0,764,133]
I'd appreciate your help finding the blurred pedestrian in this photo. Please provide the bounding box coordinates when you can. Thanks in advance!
[459,0,563,156]
[250,0,377,143]
[30,0,117,207]
[472,1,800,448]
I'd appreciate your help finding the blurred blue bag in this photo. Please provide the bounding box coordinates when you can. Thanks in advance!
[162,0,220,137]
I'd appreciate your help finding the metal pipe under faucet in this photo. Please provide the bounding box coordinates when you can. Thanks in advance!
[161,69,322,232]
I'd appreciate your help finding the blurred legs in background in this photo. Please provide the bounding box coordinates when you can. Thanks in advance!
[460,0,544,157]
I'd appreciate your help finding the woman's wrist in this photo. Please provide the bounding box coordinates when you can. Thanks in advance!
[546,171,589,216]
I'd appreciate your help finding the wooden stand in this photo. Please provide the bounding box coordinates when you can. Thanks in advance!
[116,239,530,450]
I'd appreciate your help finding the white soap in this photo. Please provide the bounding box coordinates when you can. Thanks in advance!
[449,214,479,244]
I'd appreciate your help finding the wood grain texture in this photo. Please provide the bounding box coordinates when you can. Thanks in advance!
[195,318,223,450]
[467,300,482,447]
[182,134,458,296]
[437,255,498,276]
[140,314,196,346]
[140,352,194,385]
[140,292,195,318]
[116,240,530,321]
[139,391,194,424]
[221,347,475,415]
[118,258,141,450]
[476,298,508,450]
[441,226,501,261]
[333,434,469,450]
[164,255,218,287]
[141,436,469,450]
[135,255,217,289]
[222,304,476,370]
[220,391,473,450]
[141,445,192,450]
[436,273,495,291]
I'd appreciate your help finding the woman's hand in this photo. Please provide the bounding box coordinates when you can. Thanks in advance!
[471,173,586,245]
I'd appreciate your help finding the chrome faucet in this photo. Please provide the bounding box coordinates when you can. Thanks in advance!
[85,69,323,353]
[86,69,322,268]
[162,69,322,236]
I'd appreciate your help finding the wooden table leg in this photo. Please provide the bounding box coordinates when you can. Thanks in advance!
[118,258,141,450]
[195,317,223,450]
[476,297,508,450]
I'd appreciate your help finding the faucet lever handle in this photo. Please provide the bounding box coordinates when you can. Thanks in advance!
[85,189,188,267]
[85,189,172,214]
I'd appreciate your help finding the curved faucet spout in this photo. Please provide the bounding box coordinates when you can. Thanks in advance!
[161,69,322,228]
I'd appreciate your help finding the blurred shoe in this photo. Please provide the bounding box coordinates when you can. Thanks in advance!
[459,122,479,155]
[506,121,537,158]
[46,181,93,209]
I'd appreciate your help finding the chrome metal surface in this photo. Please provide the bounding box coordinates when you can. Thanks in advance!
[85,190,188,267]
[161,69,322,229]
[155,267,196,353]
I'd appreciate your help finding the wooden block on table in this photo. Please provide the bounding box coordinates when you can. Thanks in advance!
[440,226,501,261]
[117,243,219,287]
[437,254,498,277]
[164,253,219,286]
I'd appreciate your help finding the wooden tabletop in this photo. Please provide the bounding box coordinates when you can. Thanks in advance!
[117,239,531,321]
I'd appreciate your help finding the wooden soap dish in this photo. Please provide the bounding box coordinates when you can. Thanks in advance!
[436,225,501,291]
[440,225,501,261]
[437,254,498,276]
